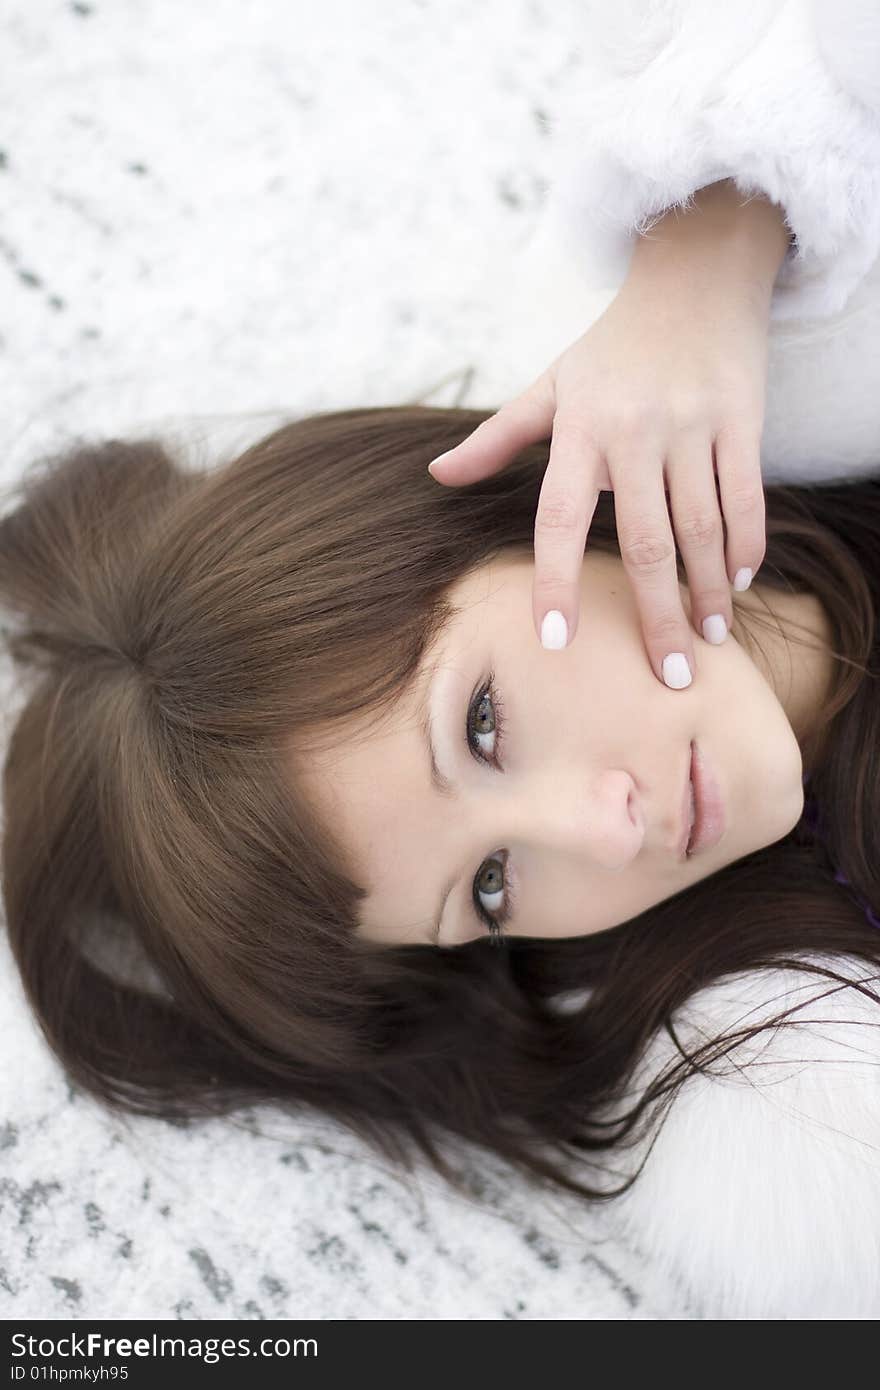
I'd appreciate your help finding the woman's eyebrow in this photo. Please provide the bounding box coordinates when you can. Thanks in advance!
[415,661,458,942]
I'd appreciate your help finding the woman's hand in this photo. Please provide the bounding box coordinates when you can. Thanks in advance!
[428,180,792,690]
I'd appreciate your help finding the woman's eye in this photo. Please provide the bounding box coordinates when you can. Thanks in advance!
[475,855,505,917]
[467,675,505,766]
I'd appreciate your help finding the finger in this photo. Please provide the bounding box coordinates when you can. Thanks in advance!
[531,416,603,651]
[427,371,555,486]
[610,441,696,689]
[713,422,766,596]
[665,433,733,648]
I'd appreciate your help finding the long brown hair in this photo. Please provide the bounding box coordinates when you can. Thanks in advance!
[1,404,878,1202]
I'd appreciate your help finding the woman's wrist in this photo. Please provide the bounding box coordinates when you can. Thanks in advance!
[625,178,793,309]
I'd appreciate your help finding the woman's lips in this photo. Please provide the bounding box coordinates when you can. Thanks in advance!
[686,739,726,856]
[676,743,695,861]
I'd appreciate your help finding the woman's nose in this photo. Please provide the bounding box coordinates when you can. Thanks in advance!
[485,767,646,871]
[569,768,645,869]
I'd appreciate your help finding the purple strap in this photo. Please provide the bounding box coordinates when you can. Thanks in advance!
[802,774,880,929]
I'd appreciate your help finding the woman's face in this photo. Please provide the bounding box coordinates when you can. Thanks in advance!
[293,548,824,948]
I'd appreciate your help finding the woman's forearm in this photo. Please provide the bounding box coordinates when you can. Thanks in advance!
[624,178,793,308]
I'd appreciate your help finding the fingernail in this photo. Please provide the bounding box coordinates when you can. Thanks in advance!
[701,614,727,644]
[427,449,455,475]
[541,610,568,650]
[662,652,692,689]
[733,567,753,592]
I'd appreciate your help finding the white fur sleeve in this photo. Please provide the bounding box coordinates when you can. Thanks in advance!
[603,957,880,1318]
[545,0,880,321]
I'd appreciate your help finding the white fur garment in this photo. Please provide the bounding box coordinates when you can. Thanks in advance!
[547,0,880,323]
[602,959,880,1318]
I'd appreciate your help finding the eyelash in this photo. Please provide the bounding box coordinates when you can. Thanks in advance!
[466,671,518,945]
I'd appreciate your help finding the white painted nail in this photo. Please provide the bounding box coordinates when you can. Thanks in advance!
[702,614,727,644]
[541,610,568,650]
[662,652,692,689]
[733,567,753,592]
[427,449,455,475]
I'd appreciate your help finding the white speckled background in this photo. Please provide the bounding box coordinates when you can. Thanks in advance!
[0,0,696,1320]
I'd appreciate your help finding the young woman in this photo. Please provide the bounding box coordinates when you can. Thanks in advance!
[1,1,879,1316]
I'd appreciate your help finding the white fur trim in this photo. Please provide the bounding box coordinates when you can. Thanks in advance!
[544,0,880,321]
[601,956,880,1317]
